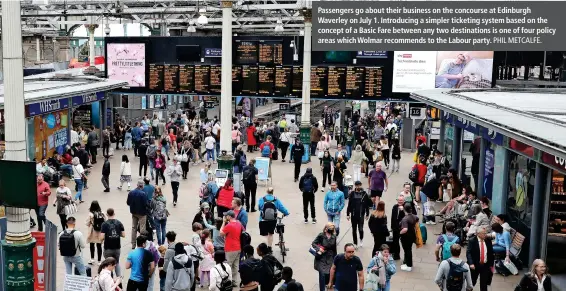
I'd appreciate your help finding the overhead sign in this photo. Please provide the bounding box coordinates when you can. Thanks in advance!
[71,92,105,107]
[204,101,215,109]
[409,107,425,119]
[204,48,222,57]
[481,127,504,146]
[453,115,480,135]
[542,152,566,173]
[27,98,70,117]
[356,51,387,58]
[279,103,290,111]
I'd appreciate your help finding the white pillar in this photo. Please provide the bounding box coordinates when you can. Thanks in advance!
[301,11,312,127]
[88,25,96,67]
[2,0,32,243]
[220,0,233,154]
[35,37,41,62]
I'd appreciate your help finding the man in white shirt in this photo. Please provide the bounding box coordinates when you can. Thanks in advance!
[204,132,216,163]
[212,121,221,157]
[71,128,80,145]
[59,217,87,275]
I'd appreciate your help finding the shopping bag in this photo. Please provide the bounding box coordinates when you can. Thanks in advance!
[109,147,114,156]
[415,223,424,248]
[504,260,519,275]
[424,201,436,216]
[64,202,77,216]
[363,272,380,291]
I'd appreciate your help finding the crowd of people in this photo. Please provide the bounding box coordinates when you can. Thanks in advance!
[31,103,552,291]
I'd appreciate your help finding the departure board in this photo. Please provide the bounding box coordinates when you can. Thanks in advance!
[326,66,346,97]
[346,66,364,98]
[209,65,222,94]
[291,66,303,96]
[179,65,194,93]
[232,66,242,96]
[163,64,179,92]
[241,65,258,95]
[148,64,164,91]
[194,65,210,94]
[274,66,292,96]
[310,66,328,98]
[235,41,258,64]
[259,42,283,65]
[364,67,383,98]
[258,66,275,95]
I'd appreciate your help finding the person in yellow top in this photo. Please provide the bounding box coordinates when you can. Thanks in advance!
[278,117,288,133]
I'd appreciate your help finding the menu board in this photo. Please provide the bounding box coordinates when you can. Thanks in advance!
[148,64,164,91]
[274,66,292,96]
[179,65,195,93]
[163,64,179,92]
[364,67,383,98]
[346,67,364,98]
[258,66,275,95]
[235,41,258,64]
[232,66,242,96]
[241,65,258,95]
[209,65,222,94]
[259,42,283,65]
[327,66,346,97]
[292,66,303,96]
[194,65,210,94]
[310,66,328,98]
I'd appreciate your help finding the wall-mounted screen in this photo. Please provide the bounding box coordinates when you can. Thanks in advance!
[164,64,179,92]
[194,65,210,94]
[209,65,222,94]
[311,66,328,98]
[179,65,195,93]
[259,41,283,65]
[346,66,364,98]
[235,41,259,65]
[327,66,346,97]
[241,65,258,95]
[274,66,292,96]
[148,64,164,91]
[292,66,303,96]
[106,43,146,87]
[176,45,201,62]
[258,66,275,95]
[232,66,242,96]
[364,67,383,98]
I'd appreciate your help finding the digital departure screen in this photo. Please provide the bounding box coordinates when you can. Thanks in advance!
[346,66,364,98]
[148,64,164,91]
[258,65,275,95]
[292,66,303,96]
[310,66,328,98]
[232,66,242,96]
[179,65,195,93]
[163,64,179,92]
[209,65,222,94]
[259,41,283,65]
[327,66,346,97]
[235,41,258,64]
[364,67,383,98]
[241,65,258,95]
[194,65,210,94]
[274,66,292,96]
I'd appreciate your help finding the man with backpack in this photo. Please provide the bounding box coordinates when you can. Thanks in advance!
[277,267,304,291]
[242,160,259,212]
[260,136,275,158]
[299,168,319,224]
[435,222,460,263]
[434,244,473,291]
[100,208,126,277]
[239,245,261,291]
[257,243,284,291]
[258,187,290,249]
[59,216,87,275]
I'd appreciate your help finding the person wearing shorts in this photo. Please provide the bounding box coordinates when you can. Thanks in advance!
[368,162,388,202]
[257,187,290,248]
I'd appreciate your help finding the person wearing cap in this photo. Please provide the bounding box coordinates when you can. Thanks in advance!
[192,202,213,228]
[347,181,371,248]
[219,210,244,287]
[166,156,183,206]
[127,180,149,249]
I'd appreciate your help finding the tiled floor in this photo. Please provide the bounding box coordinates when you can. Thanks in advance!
[47,147,521,290]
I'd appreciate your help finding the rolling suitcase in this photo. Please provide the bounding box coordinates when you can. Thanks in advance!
[419,223,427,244]
[272,149,279,160]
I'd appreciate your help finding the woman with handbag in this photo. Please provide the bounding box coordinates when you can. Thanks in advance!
[365,244,397,291]
[368,201,389,257]
[179,140,191,179]
[311,223,337,291]
[71,157,86,203]
[55,180,73,230]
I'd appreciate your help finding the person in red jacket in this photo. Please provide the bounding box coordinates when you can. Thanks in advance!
[216,178,235,217]
[36,174,51,231]
[246,124,257,153]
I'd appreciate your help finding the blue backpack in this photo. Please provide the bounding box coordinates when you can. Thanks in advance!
[261,143,271,157]
[441,234,459,260]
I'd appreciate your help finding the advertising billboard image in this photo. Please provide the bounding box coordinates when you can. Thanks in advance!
[392,51,494,93]
[33,110,69,161]
[107,43,146,87]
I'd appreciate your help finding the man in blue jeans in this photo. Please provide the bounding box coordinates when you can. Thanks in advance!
[324,182,345,236]
[59,217,87,275]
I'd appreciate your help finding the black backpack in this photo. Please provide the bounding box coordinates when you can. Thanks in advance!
[261,197,278,221]
[446,261,468,291]
[302,176,313,192]
[240,258,262,284]
[59,230,77,256]
[92,211,105,232]
[215,264,232,291]
[243,168,255,184]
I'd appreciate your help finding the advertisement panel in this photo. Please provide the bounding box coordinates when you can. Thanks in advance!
[106,43,146,87]
[393,51,494,93]
[483,144,495,200]
[33,109,69,161]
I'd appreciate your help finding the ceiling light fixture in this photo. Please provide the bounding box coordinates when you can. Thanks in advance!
[274,19,284,32]
[104,23,111,35]
[197,8,208,25]
[299,30,304,36]
[187,25,196,33]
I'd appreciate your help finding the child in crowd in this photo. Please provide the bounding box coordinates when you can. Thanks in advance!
[199,229,215,288]
[118,155,132,190]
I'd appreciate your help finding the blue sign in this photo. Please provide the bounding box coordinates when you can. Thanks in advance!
[483,144,495,199]
[204,48,222,57]
[452,115,480,135]
[45,114,56,129]
[356,51,387,58]
[27,98,69,117]
[481,127,504,146]
[71,92,105,107]
[255,157,270,181]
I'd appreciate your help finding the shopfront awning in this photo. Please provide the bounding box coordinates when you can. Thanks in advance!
[410,88,566,160]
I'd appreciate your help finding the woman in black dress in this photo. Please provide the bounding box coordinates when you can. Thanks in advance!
[368,200,389,256]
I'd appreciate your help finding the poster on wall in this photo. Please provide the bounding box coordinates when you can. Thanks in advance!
[33,110,69,161]
[483,143,495,200]
[106,43,146,87]
[393,51,494,93]
[72,107,92,129]
[235,97,252,121]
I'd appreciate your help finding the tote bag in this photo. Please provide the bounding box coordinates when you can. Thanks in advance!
[363,272,380,291]
[415,223,424,248]
[64,202,77,216]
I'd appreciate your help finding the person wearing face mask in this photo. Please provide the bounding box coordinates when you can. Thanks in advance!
[311,223,338,291]
[347,181,371,248]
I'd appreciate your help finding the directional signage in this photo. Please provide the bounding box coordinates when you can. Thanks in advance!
[279,103,290,111]
[204,101,215,109]
[409,107,425,119]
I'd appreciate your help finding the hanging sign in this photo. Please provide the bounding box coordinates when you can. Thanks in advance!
[27,98,69,117]
[71,92,105,107]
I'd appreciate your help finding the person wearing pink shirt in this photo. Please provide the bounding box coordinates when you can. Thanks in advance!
[36,174,51,231]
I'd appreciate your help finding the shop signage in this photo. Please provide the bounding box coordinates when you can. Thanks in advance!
[541,152,566,173]
[442,111,454,124]
[27,98,69,117]
[204,48,222,57]
[509,138,534,157]
[356,51,387,58]
[71,92,105,107]
[481,127,504,146]
[453,115,480,135]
